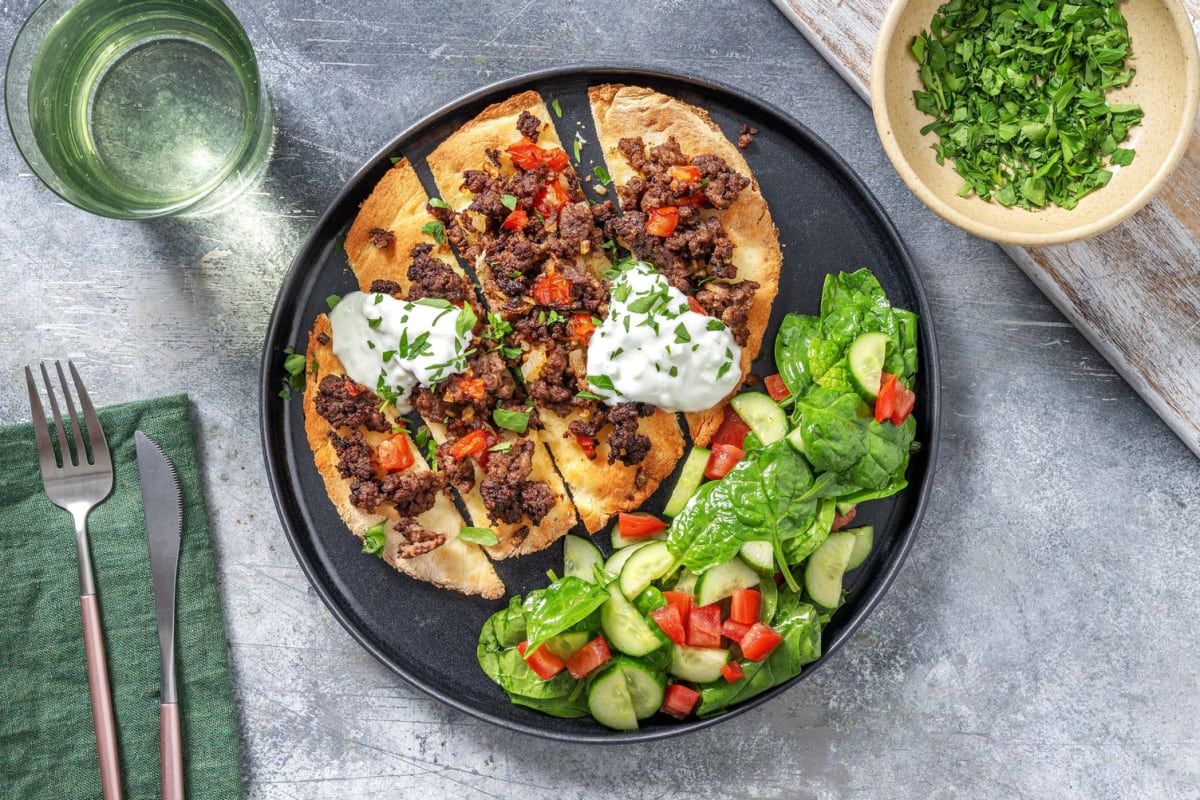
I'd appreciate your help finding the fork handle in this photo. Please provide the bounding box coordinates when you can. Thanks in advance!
[81,594,123,800]
[161,702,185,799]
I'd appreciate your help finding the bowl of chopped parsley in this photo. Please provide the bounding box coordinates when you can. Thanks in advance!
[871,0,1199,246]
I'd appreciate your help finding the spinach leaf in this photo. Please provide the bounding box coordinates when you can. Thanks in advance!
[846,415,916,492]
[697,598,822,717]
[774,313,820,397]
[783,497,836,565]
[790,386,871,474]
[522,577,609,652]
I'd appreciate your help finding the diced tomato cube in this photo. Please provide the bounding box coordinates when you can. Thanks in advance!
[711,404,751,449]
[729,588,761,625]
[501,207,529,231]
[575,433,597,459]
[687,295,705,315]
[704,443,744,480]
[669,165,702,184]
[763,373,790,401]
[517,640,566,679]
[687,603,723,648]
[343,379,362,396]
[720,660,746,683]
[645,206,680,237]
[531,270,573,307]
[662,590,692,622]
[534,180,571,219]
[452,375,486,401]
[721,618,750,643]
[376,434,414,473]
[739,622,784,662]
[660,683,700,720]
[875,372,898,423]
[450,428,490,460]
[544,147,570,172]
[617,512,668,539]
[506,141,548,170]
[565,636,611,680]
[891,381,916,425]
[650,605,687,646]
[569,312,597,344]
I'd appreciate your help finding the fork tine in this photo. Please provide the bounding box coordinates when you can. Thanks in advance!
[55,361,88,467]
[39,362,71,468]
[25,366,59,478]
[68,361,109,464]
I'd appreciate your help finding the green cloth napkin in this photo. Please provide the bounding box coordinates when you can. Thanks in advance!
[0,393,243,799]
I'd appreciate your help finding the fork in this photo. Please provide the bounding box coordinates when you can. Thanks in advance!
[26,361,123,800]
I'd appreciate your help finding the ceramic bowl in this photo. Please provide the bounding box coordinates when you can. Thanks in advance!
[871,0,1200,246]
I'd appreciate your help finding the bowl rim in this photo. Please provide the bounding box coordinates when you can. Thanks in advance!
[870,0,1200,247]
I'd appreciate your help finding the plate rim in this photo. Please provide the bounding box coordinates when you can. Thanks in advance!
[258,63,942,743]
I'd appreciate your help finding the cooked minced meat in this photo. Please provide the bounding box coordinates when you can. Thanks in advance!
[315,374,389,432]
[392,518,446,559]
[478,438,555,525]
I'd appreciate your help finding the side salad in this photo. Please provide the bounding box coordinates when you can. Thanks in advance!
[477,269,920,729]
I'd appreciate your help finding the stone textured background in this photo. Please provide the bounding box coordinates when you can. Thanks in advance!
[1,1,1197,797]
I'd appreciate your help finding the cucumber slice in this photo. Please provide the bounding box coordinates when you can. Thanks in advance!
[738,540,775,574]
[668,644,730,683]
[804,531,856,609]
[693,557,761,606]
[604,541,647,577]
[543,631,589,660]
[663,446,710,518]
[758,575,778,623]
[587,664,639,730]
[844,526,874,570]
[600,584,665,657]
[671,568,699,595]
[564,534,604,582]
[611,513,667,549]
[847,331,889,400]
[730,392,788,445]
[619,541,676,599]
[615,658,667,719]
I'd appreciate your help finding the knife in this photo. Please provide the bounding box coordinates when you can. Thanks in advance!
[135,431,185,800]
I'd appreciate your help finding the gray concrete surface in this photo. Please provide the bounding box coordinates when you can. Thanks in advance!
[2,1,1198,797]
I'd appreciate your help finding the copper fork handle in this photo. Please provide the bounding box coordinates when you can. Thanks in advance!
[161,702,185,799]
[81,594,123,800]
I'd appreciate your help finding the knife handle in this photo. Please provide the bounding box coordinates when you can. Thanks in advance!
[81,594,123,800]
[161,702,185,800]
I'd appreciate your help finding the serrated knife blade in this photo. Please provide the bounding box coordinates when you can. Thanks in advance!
[134,430,185,800]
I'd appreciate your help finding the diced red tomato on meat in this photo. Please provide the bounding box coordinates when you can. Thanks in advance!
[575,433,597,459]
[517,640,566,680]
[569,313,597,344]
[763,373,790,402]
[720,660,746,683]
[565,636,611,680]
[687,603,724,648]
[669,165,702,184]
[711,404,751,449]
[452,375,486,401]
[660,683,700,719]
[501,207,528,231]
[644,206,680,237]
[687,295,705,315]
[344,379,362,396]
[450,428,491,462]
[617,512,668,539]
[376,433,414,473]
[506,141,569,173]
[531,270,573,307]
[739,622,783,662]
[534,180,571,219]
[729,588,761,625]
[650,605,687,646]
[704,443,744,480]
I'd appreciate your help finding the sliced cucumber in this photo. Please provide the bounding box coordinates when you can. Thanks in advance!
[600,583,665,657]
[664,446,710,518]
[847,331,889,400]
[619,541,676,599]
[668,644,730,683]
[564,534,604,582]
[738,540,775,574]
[758,575,778,623]
[603,541,647,577]
[616,658,667,719]
[671,568,699,595]
[587,664,639,730]
[694,556,761,606]
[611,513,667,549]
[804,531,856,609]
[730,392,788,445]
[543,631,589,660]
[844,525,874,570]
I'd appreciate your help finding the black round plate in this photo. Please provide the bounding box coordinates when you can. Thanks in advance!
[259,66,941,743]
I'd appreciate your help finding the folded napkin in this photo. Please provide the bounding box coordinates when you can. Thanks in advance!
[0,394,243,799]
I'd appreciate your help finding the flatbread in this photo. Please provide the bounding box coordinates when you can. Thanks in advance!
[426,92,685,533]
[343,158,578,558]
[303,314,504,599]
[588,84,783,447]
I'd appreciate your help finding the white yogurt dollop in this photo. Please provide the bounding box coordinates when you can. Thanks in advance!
[329,291,474,413]
[586,261,741,413]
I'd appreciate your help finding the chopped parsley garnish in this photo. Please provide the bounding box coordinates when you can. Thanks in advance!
[488,441,514,453]
[593,165,611,185]
[279,347,307,399]
[501,194,518,211]
[326,294,342,310]
[576,390,606,401]
[589,374,616,392]
[493,407,531,434]
[706,319,726,331]
[551,98,563,118]
[368,317,382,330]
[389,155,403,165]
[669,365,679,377]
[428,197,450,209]
[911,0,1144,210]
[362,521,387,556]
[458,526,500,546]
[484,311,514,340]
[674,323,691,344]
[422,220,447,244]
[414,297,453,309]
[572,138,582,163]
[456,304,478,338]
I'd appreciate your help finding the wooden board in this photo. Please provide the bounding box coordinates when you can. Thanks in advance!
[773,0,1200,459]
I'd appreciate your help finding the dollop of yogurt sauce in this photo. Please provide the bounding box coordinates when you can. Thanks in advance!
[587,261,741,412]
[329,291,475,413]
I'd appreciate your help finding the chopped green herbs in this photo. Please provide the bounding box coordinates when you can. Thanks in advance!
[362,521,387,556]
[428,197,450,209]
[326,294,342,310]
[493,407,531,434]
[458,526,500,546]
[911,0,1143,210]
[501,194,518,211]
[592,165,612,185]
[422,220,447,244]
[551,98,563,118]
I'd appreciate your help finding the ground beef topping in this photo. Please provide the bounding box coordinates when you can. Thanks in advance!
[369,279,403,297]
[478,437,555,525]
[694,279,760,347]
[406,243,472,304]
[379,469,439,518]
[516,110,542,142]
[605,402,655,467]
[368,227,394,249]
[737,124,759,149]
[392,518,446,559]
[315,374,389,432]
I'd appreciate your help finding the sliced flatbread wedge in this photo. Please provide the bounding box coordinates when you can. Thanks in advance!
[303,314,504,599]
[588,84,782,447]
[426,91,684,533]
